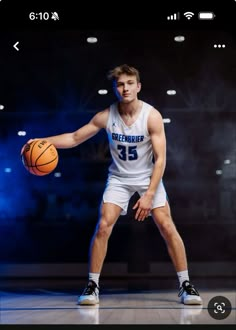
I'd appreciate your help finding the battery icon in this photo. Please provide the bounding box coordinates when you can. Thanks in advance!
[198,12,215,20]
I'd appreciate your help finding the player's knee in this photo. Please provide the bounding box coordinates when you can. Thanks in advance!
[158,221,175,238]
[154,209,176,238]
[96,218,113,238]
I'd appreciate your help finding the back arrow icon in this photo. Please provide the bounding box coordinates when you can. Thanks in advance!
[13,41,20,51]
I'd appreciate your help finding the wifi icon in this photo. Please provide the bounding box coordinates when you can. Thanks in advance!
[183,11,194,20]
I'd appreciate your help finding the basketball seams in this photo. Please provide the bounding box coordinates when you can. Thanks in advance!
[22,141,36,168]
[22,141,36,174]
[30,140,40,165]
[29,157,58,167]
[27,157,58,173]
[35,144,58,174]
[34,144,56,166]
[30,140,40,175]
[35,157,58,174]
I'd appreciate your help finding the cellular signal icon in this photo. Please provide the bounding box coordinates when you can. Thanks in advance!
[167,12,180,20]
[183,11,194,20]
[51,12,59,20]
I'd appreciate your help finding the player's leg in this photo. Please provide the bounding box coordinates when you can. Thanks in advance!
[151,201,202,305]
[78,182,132,305]
[152,201,188,272]
[89,202,122,274]
[78,202,122,305]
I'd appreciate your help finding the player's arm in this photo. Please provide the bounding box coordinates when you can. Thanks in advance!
[45,109,109,148]
[146,108,166,195]
[133,108,166,221]
[21,109,109,153]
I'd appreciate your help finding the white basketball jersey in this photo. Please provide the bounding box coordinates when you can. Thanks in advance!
[106,101,154,182]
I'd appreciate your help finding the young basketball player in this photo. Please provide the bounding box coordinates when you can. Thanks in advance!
[22,64,202,306]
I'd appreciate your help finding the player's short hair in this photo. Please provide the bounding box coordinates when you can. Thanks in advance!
[107,64,140,83]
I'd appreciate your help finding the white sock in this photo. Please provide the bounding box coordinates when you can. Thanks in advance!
[89,272,100,287]
[177,270,189,287]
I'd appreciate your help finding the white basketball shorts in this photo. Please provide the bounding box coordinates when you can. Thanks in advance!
[103,178,167,215]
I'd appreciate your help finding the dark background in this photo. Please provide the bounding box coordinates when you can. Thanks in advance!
[0,1,235,286]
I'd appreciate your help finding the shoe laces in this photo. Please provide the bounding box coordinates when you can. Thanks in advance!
[178,281,199,297]
[82,280,99,296]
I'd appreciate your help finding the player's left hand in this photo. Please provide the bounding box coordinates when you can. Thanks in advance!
[133,193,153,221]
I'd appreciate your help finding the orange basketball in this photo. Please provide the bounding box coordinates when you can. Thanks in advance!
[22,139,58,176]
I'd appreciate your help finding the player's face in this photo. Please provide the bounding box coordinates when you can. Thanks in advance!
[113,74,141,103]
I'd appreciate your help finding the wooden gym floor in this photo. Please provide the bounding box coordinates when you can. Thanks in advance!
[0,279,235,325]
